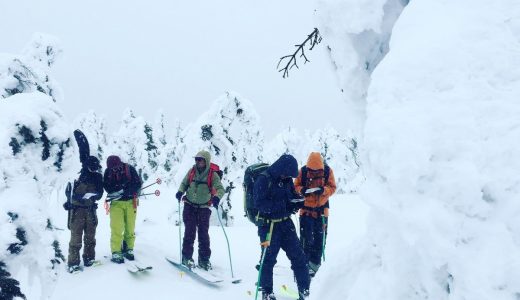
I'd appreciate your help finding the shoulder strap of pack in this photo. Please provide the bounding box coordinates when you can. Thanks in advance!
[301,166,308,187]
[187,166,196,185]
[324,165,330,183]
[124,164,131,181]
[207,168,214,191]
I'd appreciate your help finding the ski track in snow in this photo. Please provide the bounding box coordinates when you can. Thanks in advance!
[51,190,368,300]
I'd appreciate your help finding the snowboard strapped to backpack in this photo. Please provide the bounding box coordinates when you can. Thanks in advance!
[243,163,270,225]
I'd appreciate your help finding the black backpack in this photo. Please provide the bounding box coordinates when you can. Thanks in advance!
[243,163,270,225]
[300,164,331,188]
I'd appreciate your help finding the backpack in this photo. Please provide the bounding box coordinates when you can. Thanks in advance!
[243,163,270,225]
[187,163,223,194]
[301,164,330,188]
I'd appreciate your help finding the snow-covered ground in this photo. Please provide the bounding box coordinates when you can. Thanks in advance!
[47,191,367,300]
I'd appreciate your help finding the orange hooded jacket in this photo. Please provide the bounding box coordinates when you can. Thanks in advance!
[294,152,337,218]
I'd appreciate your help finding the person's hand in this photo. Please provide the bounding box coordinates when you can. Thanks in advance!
[63,202,72,211]
[211,196,220,208]
[175,191,184,202]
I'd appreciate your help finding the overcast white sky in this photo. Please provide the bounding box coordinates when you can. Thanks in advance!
[1,0,348,139]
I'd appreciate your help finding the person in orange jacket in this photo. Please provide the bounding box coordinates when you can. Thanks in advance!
[294,152,336,278]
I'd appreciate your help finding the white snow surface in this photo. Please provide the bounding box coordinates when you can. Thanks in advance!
[49,192,367,300]
[314,0,520,299]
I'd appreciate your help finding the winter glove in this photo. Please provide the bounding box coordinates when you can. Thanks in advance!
[211,196,220,208]
[63,202,73,211]
[175,191,184,202]
[313,187,324,195]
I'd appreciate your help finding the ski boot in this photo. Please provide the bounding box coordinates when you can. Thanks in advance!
[123,249,135,261]
[298,289,310,300]
[182,256,196,269]
[308,262,320,278]
[84,259,95,267]
[198,258,212,271]
[68,265,81,274]
[111,252,124,264]
[262,291,277,300]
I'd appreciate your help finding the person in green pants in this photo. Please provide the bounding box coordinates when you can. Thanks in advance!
[103,155,142,264]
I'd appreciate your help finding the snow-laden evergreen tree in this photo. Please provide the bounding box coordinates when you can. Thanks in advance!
[109,109,159,182]
[0,33,63,103]
[265,126,309,165]
[309,127,363,193]
[72,110,108,162]
[0,35,72,300]
[174,91,264,225]
[152,110,176,185]
[0,93,73,300]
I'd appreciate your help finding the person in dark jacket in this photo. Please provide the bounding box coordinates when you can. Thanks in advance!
[254,154,309,300]
[103,155,142,264]
[63,156,104,273]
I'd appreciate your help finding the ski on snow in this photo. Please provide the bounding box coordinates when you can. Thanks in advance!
[165,256,224,285]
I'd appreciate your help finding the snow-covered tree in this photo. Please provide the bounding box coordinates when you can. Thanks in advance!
[174,91,264,225]
[0,92,73,300]
[309,127,363,193]
[109,109,159,182]
[0,35,71,300]
[0,33,63,103]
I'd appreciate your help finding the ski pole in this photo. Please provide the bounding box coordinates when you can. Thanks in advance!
[255,222,274,300]
[322,216,327,262]
[216,206,234,278]
[178,199,182,260]
[141,178,162,192]
[139,190,161,197]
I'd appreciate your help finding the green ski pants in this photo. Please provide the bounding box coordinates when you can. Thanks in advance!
[110,200,136,253]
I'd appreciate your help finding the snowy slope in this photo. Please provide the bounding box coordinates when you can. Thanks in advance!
[314,0,520,299]
[50,192,367,300]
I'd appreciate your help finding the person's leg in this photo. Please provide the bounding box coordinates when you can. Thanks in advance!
[258,224,281,295]
[299,215,314,262]
[68,209,85,267]
[281,220,310,293]
[182,204,197,260]
[110,202,125,254]
[83,208,97,264]
[123,201,137,251]
[309,217,324,267]
[197,207,212,261]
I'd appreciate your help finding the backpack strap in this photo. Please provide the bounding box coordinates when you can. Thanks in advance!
[324,164,330,184]
[187,167,196,185]
[302,164,330,187]
[124,164,131,182]
[301,166,308,188]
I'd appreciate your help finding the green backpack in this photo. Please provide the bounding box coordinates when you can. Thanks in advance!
[243,163,270,225]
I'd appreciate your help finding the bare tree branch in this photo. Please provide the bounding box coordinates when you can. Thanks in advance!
[277,28,323,78]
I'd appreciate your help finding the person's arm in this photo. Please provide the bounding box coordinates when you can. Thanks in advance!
[212,173,225,199]
[103,169,120,194]
[127,166,142,196]
[323,168,337,198]
[92,173,104,201]
[178,170,190,193]
[294,169,304,194]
